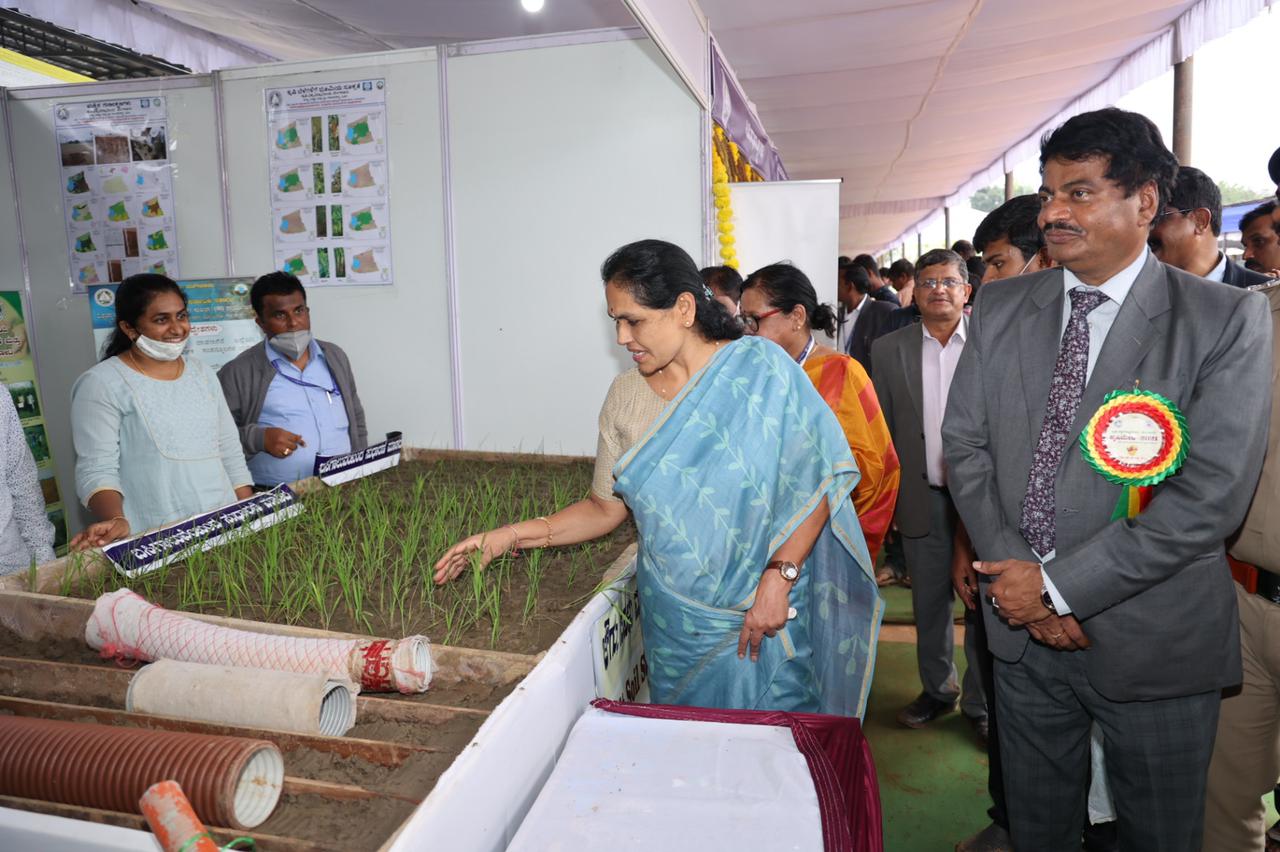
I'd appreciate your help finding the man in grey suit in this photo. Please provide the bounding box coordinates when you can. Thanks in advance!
[942,108,1272,851]
[872,249,987,734]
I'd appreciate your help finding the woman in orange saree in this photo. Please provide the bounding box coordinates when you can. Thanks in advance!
[741,264,900,561]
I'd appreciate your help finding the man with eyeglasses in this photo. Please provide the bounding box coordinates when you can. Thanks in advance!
[218,272,368,486]
[1148,166,1270,288]
[870,248,988,738]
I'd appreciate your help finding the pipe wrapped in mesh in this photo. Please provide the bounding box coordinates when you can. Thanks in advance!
[86,588,432,694]
[0,716,283,830]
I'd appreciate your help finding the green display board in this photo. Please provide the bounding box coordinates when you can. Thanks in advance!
[0,291,67,555]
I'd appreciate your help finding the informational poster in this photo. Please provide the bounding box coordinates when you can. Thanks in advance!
[54,97,179,291]
[88,277,260,371]
[0,292,68,556]
[265,79,392,287]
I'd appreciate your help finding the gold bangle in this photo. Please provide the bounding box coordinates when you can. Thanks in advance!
[504,524,522,554]
[535,516,554,547]
[108,515,127,525]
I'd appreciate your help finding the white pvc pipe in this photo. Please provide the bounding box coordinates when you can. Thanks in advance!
[233,745,285,829]
[87,589,433,693]
[127,660,358,737]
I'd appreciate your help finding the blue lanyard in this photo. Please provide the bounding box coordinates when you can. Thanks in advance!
[271,358,340,396]
[796,337,816,365]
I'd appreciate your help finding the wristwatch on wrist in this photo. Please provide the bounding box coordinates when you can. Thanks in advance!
[1040,583,1057,615]
[766,560,801,582]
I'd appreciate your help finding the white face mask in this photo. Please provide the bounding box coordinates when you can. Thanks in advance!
[134,333,187,361]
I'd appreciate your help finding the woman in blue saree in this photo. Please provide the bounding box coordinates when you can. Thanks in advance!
[435,240,882,717]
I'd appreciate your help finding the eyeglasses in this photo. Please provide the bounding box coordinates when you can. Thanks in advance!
[741,307,781,334]
[917,278,966,290]
[1155,207,1197,221]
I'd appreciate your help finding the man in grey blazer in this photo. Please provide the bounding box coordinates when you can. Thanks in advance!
[942,108,1272,851]
[872,249,986,735]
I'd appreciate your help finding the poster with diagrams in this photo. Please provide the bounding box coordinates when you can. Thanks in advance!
[54,97,179,291]
[266,79,392,287]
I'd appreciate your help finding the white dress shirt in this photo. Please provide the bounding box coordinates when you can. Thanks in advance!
[1042,248,1148,613]
[921,315,968,487]
[1206,252,1228,284]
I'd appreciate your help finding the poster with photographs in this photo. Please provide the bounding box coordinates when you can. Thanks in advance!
[54,97,180,292]
[265,79,392,287]
[0,292,68,555]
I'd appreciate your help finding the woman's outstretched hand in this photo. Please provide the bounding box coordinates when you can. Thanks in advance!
[433,527,518,585]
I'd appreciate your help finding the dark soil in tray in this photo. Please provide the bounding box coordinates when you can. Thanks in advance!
[58,457,635,657]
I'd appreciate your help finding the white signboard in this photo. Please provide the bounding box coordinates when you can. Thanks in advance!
[727,179,841,342]
[54,97,180,290]
[265,79,393,287]
[592,573,650,703]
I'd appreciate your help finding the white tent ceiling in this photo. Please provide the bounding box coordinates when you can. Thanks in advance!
[700,0,1271,254]
[9,0,1270,255]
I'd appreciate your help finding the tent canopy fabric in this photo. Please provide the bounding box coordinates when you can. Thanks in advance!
[11,0,1270,255]
[699,0,1270,254]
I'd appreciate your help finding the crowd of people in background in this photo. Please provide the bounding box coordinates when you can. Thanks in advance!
[0,102,1276,852]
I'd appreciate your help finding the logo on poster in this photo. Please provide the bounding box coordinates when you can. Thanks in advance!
[94,289,115,307]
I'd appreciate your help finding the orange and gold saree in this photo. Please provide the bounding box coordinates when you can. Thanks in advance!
[804,352,899,561]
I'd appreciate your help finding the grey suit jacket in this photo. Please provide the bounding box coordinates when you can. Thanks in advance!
[871,324,931,538]
[942,253,1272,701]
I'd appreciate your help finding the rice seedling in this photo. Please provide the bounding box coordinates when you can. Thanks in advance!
[61,458,634,655]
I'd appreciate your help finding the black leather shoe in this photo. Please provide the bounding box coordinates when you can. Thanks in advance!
[967,713,989,748]
[896,692,956,728]
[955,822,1012,852]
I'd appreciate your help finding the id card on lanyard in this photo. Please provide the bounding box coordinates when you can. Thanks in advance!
[272,358,341,404]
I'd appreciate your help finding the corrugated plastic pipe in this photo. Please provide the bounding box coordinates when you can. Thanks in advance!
[0,716,283,830]
[128,660,358,736]
[87,589,433,693]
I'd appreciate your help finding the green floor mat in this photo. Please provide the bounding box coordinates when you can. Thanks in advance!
[866,640,989,851]
[880,583,967,625]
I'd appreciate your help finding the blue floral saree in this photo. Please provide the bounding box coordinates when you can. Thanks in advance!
[614,337,883,718]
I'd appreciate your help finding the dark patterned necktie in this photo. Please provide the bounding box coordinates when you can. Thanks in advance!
[1019,287,1109,556]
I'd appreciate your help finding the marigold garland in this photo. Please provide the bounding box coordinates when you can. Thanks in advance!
[712,126,737,269]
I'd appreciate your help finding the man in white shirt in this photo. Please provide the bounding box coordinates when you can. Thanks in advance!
[871,249,986,733]
[1148,166,1271,288]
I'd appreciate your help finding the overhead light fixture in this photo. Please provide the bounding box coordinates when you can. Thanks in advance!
[521,0,545,12]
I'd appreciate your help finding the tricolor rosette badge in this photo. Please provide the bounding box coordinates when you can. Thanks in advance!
[1079,388,1188,520]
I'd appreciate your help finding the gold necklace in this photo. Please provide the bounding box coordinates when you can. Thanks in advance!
[653,340,723,399]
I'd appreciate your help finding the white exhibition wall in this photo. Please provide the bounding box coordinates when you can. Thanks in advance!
[0,30,705,534]
[727,179,841,343]
[448,36,704,454]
